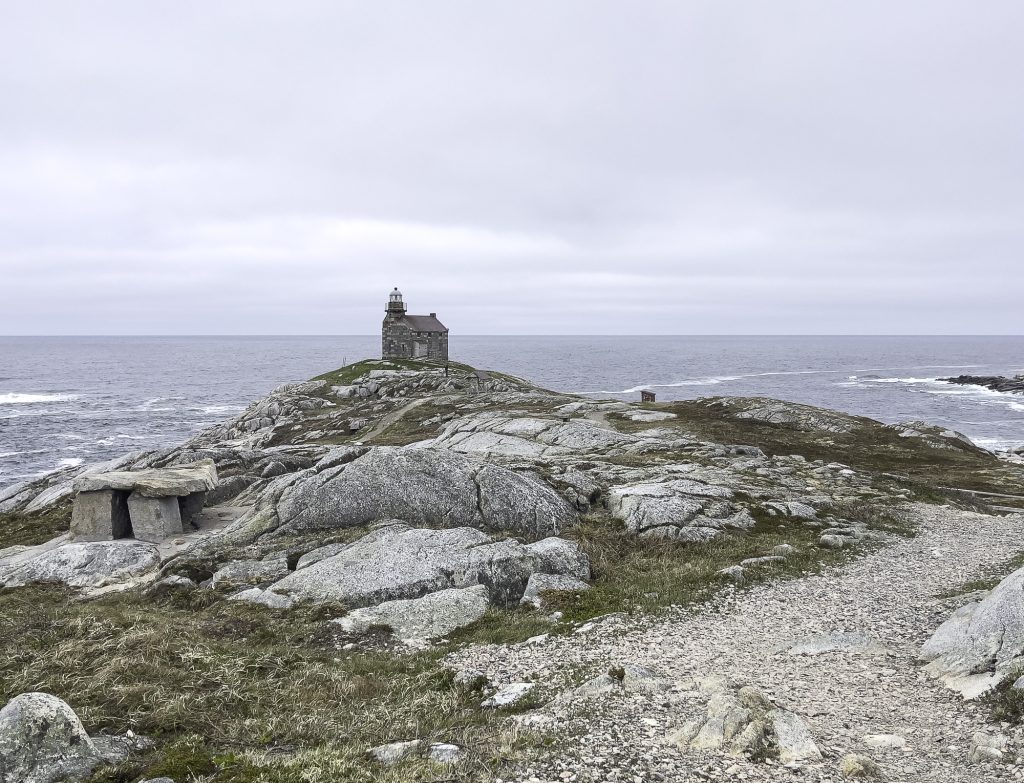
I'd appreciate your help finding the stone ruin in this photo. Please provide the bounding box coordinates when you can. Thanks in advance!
[70,459,218,543]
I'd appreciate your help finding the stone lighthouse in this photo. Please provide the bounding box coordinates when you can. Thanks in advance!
[381,288,449,361]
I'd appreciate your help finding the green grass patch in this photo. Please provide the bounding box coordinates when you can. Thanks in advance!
[0,504,72,549]
[312,358,479,388]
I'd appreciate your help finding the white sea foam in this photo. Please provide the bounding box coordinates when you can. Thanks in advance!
[0,392,78,405]
[840,376,1024,414]
[975,437,1024,452]
[57,458,84,468]
[0,449,46,458]
[201,405,247,414]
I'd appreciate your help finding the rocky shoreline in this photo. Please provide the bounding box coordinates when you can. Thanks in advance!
[940,374,1024,395]
[1,357,1023,782]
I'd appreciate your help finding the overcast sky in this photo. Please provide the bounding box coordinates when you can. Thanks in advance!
[1,1,1022,335]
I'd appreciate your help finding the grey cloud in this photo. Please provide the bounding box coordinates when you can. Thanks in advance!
[0,0,1022,334]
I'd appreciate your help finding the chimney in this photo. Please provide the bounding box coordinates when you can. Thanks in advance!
[429,312,436,317]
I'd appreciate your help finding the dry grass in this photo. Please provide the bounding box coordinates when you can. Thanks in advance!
[0,586,534,783]
[0,504,72,549]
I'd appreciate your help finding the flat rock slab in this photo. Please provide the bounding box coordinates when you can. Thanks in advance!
[0,541,160,589]
[73,459,218,498]
[334,584,490,643]
[270,524,589,608]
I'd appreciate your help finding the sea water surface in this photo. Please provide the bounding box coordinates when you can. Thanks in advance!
[1,335,1022,489]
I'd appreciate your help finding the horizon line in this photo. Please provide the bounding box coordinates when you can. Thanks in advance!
[2,333,1024,339]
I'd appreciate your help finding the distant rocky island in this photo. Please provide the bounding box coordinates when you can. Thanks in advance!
[1,357,1023,783]
[940,374,1024,395]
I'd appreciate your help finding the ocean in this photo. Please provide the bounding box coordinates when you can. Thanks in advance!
[1,335,1022,490]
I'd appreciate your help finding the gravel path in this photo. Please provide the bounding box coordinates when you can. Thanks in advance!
[450,505,1024,782]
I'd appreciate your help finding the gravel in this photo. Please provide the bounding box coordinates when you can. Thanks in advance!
[449,505,1024,782]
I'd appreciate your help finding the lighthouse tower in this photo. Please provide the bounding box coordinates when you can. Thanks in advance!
[381,287,449,361]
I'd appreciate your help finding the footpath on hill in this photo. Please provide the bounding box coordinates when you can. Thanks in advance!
[451,505,1024,782]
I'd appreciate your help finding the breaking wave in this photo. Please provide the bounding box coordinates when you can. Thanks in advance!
[0,392,78,405]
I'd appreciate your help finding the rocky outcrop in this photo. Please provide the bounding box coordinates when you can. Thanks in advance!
[884,421,982,453]
[273,446,576,538]
[268,524,589,608]
[0,541,160,589]
[334,584,490,643]
[431,413,635,457]
[668,684,821,763]
[0,693,103,783]
[920,561,1024,697]
[940,375,1024,395]
[607,478,754,541]
[706,397,862,434]
[520,573,589,608]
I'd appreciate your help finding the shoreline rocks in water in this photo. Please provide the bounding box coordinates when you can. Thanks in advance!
[939,374,1024,395]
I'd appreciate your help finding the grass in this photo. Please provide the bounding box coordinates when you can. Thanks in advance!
[0,504,72,549]
[0,585,532,783]
[312,358,480,389]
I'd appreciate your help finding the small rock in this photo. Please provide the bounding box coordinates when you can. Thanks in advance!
[839,753,882,778]
[718,565,745,583]
[145,575,196,595]
[333,585,489,645]
[481,683,536,709]
[568,674,621,701]
[620,664,671,694]
[969,731,1008,764]
[427,742,464,763]
[819,534,847,549]
[772,709,822,763]
[368,739,422,765]
[520,572,589,608]
[453,668,489,689]
[228,588,295,610]
[863,733,906,750]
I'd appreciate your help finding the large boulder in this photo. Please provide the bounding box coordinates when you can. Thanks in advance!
[0,541,160,589]
[921,563,1024,697]
[269,524,588,608]
[334,585,490,643]
[0,693,103,783]
[274,446,576,538]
